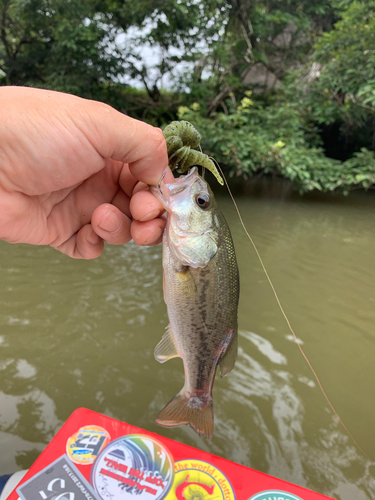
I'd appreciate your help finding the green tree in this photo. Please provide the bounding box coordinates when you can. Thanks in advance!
[178,0,336,115]
[307,1,375,148]
[0,0,123,99]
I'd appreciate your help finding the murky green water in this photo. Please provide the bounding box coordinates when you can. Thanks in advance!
[1,187,375,499]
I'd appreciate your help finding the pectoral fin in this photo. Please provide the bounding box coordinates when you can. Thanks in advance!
[154,325,179,363]
[175,234,218,268]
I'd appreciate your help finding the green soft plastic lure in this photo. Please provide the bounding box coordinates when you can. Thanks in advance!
[163,120,224,186]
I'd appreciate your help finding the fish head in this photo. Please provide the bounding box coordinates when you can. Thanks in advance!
[151,168,220,268]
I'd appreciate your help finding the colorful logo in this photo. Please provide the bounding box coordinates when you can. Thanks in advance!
[165,459,235,500]
[91,434,174,500]
[248,492,303,500]
[67,425,111,465]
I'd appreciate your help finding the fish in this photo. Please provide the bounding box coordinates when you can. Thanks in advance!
[151,167,239,439]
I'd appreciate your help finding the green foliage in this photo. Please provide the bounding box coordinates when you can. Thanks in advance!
[105,86,181,126]
[306,2,375,125]
[177,92,375,194]
[0,0,123,99]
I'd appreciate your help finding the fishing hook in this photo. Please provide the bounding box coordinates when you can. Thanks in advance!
[158,170,167,195]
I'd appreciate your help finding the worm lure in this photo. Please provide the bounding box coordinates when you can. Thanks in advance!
[163,121,224,185]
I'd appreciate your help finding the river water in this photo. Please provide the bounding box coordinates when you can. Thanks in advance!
[1,186,375,499]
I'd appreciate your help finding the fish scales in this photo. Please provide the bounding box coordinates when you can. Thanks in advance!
[151,168,239,438]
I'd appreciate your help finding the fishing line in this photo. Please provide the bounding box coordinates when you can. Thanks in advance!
[211,159,368,459]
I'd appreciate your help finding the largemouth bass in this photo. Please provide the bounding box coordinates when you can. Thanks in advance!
[151,168,239,439]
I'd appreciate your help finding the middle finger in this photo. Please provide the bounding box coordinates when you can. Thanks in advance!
[130,189,165,222]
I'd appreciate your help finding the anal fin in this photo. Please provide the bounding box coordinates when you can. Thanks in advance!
[219,330,238,378]
[154,324,179,363]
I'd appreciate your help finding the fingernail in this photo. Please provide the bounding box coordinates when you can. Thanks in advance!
[98,210,121,233]
[87,228,100,245]
[143,226,163,245]
[139,209,160,222]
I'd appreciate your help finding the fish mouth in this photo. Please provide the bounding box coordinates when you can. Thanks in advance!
[150,167,199,210]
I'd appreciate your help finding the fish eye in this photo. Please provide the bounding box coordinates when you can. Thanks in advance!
[195,192,211,210]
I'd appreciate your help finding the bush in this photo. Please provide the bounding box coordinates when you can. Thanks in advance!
[177,92,375,194]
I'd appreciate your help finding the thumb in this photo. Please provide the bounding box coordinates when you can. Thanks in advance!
[80,101,170,186]
[1,87,170,187]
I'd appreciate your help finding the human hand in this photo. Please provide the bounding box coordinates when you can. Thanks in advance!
[0,87,174,258]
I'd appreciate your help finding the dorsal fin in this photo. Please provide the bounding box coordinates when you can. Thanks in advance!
[154,325,179,363]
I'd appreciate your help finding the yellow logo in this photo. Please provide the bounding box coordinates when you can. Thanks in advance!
[66,425,110,465]
[165,459,235,500]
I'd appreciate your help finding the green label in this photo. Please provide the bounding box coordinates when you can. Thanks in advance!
[249,491,303,500]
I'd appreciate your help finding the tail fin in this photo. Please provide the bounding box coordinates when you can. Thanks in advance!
[156,390,214,439]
